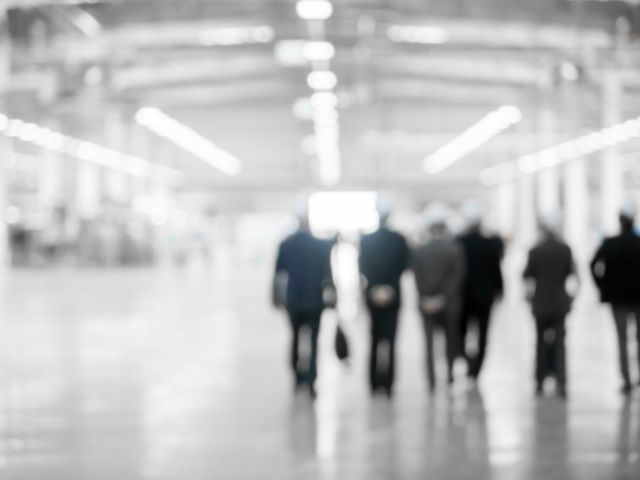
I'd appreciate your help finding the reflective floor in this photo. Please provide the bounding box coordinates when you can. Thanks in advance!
[0,264,638,479]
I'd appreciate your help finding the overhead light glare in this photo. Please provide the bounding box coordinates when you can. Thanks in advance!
[388,25,448,44]
[307,70,338,91]
[136,106,242,176]
[303,41,336,61]
[296,0,334,21]
[479,115,640,185]
[0,112,182,185]
[423,105,522,175]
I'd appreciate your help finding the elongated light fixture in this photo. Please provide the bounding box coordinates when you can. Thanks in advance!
[479,116,640,185]
[0,113,183,185]
[296,0,334,20]
[136,107,241,176]
[423,105,522,175]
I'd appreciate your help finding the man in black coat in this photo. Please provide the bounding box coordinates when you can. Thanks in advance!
[457,204,504,381]
[359,199,409,397]
[274,206,335,398]
[523,213,577,398]
[590,202,640,394]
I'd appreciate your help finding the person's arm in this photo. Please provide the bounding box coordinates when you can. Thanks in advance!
[494,247,504,298]
[590,243,606,289]
[522,250,535,302]
[272,243,287,308]
[322,240,337,307]
[567,249,580,300]
[448,244,466,296]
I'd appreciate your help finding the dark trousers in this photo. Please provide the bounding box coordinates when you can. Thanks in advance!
[460,301,492,379]
[368,306,399,393]
[288,310,322,388]
[422,305,460,388]
[611,305,640,387]
[534,314,566,387]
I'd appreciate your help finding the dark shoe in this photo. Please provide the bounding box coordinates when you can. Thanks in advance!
[428,382,436,394]
[621,383,632,395]
[385,387,393,399]
[309,385,317,399]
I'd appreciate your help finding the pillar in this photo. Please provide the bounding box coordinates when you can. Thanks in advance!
[563,159,589,260]
[489,180,516,240]
[600,70,624,236]
[517,174,537,249]
[104,111,130,204]
[536,109,561,216]
[0,12,9,269]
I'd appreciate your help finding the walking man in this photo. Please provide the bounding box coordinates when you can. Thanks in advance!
[523,212,578,398]
[411,203,466,391]
[273,202,335,398]
[590,201,640,395]
[359,197,409,397]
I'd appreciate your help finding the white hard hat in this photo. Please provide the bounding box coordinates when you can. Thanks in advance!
[294,196,309,221]
[462,200,483,227]
[620,199,637,219]
[376,193,391,218]
[424,202,449,227]
[540,210,562,233]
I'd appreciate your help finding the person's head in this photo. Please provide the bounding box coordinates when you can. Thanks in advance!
[376,194,391,226]
[619,200,637,232]
[424,202,449,237]
[461,200,483,232]
[294,196,310,231]
[539,210,561,238]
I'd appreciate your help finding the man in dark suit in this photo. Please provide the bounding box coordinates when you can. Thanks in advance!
[359,198,409,397]
[523,212,577,398]
[273,204,335,398]
[590,202,640,395]
[457,203,503,381]
[411,203,466,391]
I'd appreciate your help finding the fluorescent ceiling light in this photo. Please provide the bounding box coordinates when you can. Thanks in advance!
[136,107,241,176]
[0,112,182,185]
[303,41,336,61]
[479,115,640,185]
[424,105,522,174]
[310,91,338,110]
[388,25,449,44]
[198,26,274,46]
[296,0,334,20]
[307,70,338,90]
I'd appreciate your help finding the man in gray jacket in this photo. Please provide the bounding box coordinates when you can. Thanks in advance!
[411,203,466,391]
[523,212,577,398]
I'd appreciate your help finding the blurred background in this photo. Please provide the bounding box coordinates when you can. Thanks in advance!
[1,1,640,479]
[1,0,640,272]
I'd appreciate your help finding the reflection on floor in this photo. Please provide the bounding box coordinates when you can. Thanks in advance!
[0,267,638,479]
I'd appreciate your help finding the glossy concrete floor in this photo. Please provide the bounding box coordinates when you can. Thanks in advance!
[0,264,638,480]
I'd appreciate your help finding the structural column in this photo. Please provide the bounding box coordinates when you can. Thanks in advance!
[517,173,537,250]
[104,111,130,204]
[0,12,10,269]
[489,180,516,240]
[600,70,625,236]
[536,109,561,216]
[564,159,590,260]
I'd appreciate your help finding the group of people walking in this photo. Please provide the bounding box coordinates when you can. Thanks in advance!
[273,196,640,400]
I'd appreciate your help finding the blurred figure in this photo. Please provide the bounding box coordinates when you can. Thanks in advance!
[590,201,640,395]
[358,196,409,397]
[411,203,466,392]
[273,200,335,398]
[523,211,578,398]
[457,201,504,381]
